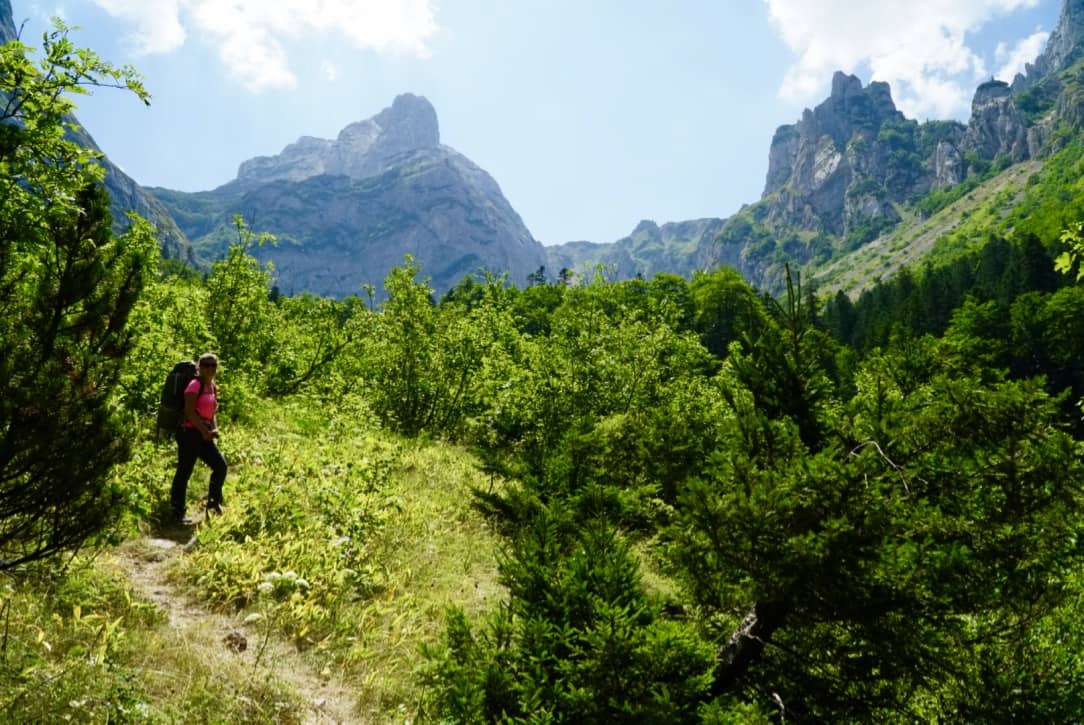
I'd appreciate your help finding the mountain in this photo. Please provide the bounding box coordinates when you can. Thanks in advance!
[545,218,725,281]
[151,94,548,298]
[1,1,193,263]
[558,0,1084,295]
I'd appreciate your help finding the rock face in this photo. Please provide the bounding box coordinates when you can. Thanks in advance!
[964,81,1029,162]
[591,0,1084,294]
[545,218,725,280]
[761,73,925,237]
[753,3,1084,247]
[232,94,440,190]
[155,94,548,297]
[760,72,951,238]
[1015,0,1084,88]
[0,0,13,43]
[1,1,193,262]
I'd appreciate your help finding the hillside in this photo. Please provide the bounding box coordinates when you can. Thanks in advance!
[151,95,548,298]
[559,0,1084,296]
[814,160,1043,295]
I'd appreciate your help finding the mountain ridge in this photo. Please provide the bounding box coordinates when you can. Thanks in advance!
[552,0,1084,294]
[8,0,1084,299]
[151,94,548,297]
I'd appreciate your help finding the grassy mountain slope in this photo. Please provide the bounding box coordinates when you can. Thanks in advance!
[815,131,1084,296]
[814,160,1042,295]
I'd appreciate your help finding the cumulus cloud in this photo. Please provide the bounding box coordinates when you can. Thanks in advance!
[90,0,437,92]
[765,0,1045,120]
[994,30,1049,81]
[91,0,186,54]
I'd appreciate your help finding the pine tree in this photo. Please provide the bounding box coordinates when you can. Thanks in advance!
[0,24,154,568]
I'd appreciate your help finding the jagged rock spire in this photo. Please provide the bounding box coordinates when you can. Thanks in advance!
[1014,0,1084,88]
[234,93,440,188]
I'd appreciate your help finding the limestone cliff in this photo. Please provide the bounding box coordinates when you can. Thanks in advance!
[230,94,441,191]
[155,95,548,297]
[1014,0,1084,88]
[759,72,957,239]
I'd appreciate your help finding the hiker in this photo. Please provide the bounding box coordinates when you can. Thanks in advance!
[170,352,227,523]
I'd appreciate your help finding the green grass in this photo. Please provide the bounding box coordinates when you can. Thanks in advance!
[812,160,1041,297]
[2,393,505,723]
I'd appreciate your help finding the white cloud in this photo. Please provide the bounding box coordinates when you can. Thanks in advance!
[90,0,437,92]
[994,30,1049,81]
[765,0,1044,120]
[320,60,339,81]
[91,0,186,54]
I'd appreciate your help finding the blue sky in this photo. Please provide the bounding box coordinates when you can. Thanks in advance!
[12,0,1062,244]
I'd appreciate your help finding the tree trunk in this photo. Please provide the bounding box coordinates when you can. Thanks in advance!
[712,599,788,696]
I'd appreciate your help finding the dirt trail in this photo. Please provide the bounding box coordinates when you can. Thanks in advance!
[108,522,362,724]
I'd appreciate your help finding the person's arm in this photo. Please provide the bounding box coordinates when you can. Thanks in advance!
[208,385,219,437]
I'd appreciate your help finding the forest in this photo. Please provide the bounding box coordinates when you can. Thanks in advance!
[2,23,1084,724]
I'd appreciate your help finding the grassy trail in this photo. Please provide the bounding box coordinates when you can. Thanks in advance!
[107,523,361,723]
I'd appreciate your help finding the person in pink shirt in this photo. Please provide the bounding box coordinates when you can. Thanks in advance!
[170,352,227,524]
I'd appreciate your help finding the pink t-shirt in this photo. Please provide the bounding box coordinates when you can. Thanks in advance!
[181,378,217,428]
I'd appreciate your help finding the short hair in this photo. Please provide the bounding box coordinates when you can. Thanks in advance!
[198,352,219,367]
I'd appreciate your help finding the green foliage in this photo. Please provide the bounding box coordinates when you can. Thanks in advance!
[0,20,148,223]
[205,216,278,373]
[1055,219,1084,282]
[841,215,896,251]
[466,281,716,520]
[1001,138,1084,243]
[8,25,1084,723]
[117,275,215,415]
[0,27,156,568]
[359,256,520,436]
[669,347,1084,720]
[1016,83,1060,122]
[912,152,1014,219]
[915,120,965,156]
[0,560,311,722]
[423,510,715,723]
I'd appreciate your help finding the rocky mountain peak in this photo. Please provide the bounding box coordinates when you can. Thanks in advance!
[973,79,1012,106]
[1039,0,1084,73]
[233,93,441,189]
[964,80,1029,162]
[807,72,902,148]
[371,93,440,149]
[1014,0,1084,88]
[764,72,903,200]
[1,0,16,43]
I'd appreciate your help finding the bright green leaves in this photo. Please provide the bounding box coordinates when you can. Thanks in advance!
[0,21,156,567]
[0,20,147,227]
[1056,220,1084,281]
[205,216,277,368]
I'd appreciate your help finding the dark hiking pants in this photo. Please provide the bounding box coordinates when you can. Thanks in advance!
[171,427,227,515]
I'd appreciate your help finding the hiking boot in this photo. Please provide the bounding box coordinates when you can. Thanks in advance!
[205,500,222,515]
[174,511,194,525]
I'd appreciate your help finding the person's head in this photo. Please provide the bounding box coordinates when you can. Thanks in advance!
[198,352,219,380]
